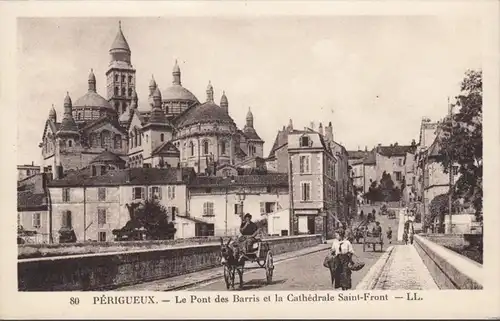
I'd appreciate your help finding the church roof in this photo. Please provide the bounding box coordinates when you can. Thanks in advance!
[73,91,114,111]
[243,127,263,141]
[151,141,180,156]
[90,150,125,164]
[110,23,130,52]
[178,102,235,127]
[162,84,199,103]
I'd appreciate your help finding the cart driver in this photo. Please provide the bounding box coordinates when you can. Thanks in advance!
[239,213,260,253]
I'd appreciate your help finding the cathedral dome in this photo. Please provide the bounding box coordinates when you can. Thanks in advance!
[74,91,114,111]
[178,102,234,128]
[161,84,199,103]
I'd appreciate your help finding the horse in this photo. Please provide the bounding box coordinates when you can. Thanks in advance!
[220,237,245,289]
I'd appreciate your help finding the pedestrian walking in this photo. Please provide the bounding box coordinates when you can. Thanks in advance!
[409,230,414,245]
[403,229,408,245]
[330,228,355,291]
[386,226,393,244]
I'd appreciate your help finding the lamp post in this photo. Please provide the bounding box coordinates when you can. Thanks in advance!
[236,188,246,221]
[447,97,455,234]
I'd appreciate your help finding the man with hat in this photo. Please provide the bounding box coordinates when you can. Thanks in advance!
[239,213,260,253]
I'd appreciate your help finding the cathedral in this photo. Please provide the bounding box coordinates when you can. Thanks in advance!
[40,22,264,178]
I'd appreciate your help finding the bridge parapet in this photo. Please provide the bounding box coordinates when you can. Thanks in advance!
[18,234,323,291]
[413,234,483,289]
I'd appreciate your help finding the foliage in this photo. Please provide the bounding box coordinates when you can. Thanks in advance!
[427,193,460,233]
[113,199,177,241]
[435,69,483,221]
[58,228,77,243]
[364,172,402,202]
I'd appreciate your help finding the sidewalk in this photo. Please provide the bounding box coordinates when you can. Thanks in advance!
[116,243,330,291]
[372,244,438,290]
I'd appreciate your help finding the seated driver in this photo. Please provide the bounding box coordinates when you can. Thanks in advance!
[239,213,260,253]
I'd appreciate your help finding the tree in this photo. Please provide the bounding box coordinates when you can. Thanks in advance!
[435,70,483,221]
[428,193,461,233]
[113,199,177,240]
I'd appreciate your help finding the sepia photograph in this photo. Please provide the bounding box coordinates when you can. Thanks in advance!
[2,1,499,319]
[15,15,484,293]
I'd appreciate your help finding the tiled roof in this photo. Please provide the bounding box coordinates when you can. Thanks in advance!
[188,173,289,188]
[347,150,368,159]
[18,190,47,211]
[90,150,126,164]
[110,24,130,52]
[48,167,195,187]
[151,141,180,156]
[377,145,413,157]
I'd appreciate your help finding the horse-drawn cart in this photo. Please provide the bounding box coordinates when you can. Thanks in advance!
[221,237,274,290]
[363,232,383,252]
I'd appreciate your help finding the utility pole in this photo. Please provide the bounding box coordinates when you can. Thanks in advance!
[447,97,454,234]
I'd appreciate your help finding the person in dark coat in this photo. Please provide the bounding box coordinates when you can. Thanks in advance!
[330,229,354,290]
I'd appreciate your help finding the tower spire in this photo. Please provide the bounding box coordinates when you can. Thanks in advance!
[206,80,214,103]
[57,92,79,136]
[173,60,181,85]
[149,74,157,96]
[220,90,228,113]
[88,68,96,92]
[246,107,254,128]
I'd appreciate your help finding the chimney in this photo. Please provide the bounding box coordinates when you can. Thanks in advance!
[176,168,183,182]
[32,161,34,166]
[310,122,315,130]
[318,122,324,135]
[365,146,368,152]
[325,122,333,142]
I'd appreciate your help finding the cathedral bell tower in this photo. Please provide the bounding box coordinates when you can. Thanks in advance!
[106,21,136,117]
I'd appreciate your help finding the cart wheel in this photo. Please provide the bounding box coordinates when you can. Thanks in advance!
[265,252,274,284]
[223,265,231,290]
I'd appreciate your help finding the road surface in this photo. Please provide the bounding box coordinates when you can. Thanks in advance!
[188,243,385,291]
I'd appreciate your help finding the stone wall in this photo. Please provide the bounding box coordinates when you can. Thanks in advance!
[18,234,323,291]
[413,234,483,289]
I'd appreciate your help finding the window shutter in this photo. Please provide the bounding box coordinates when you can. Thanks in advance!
[299,157,304,173]
[148,187,153,200]
[67,211,72,228]
[203,203,207,216]
[260,202,265,214]
[172,207,176,221]
[172,186,175,199]
[234,204,238,214]
[158,187,162,200]
[61,211,67,228]
[141,187,146,200]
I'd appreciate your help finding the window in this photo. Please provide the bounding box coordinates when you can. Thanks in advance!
[114,87,119,96]
[395,171,402,181]
[89,133,98,147]
[92,166,97,177]
[299,155,311,174]
[128,76,132,83]
[220,141,226,155]
[301,182,311,201]
[234,204,243,214]
[62,210,72,228]
[248,145,256,156]
[161,133,165,142]
[32,213,41,228]
[203,141,209,155]
[146,135,149,143]
[453,166,459,175]
[203,202,214,216]
[398,158,403,166]
[115,75,119,82]
[300,135,310,147]
[150,186,162,200]
[98,232,107,242]
[133,187,145,200]
[68,140,73,147]
[189,141,194,156]
[169,207,177,221]
[98,187,106,201]
[121,75,125,83]
[114,135,122,149]
[260,202,276,214]
[128,88,132,97]
[121,88,126,96]
[167,186,175,199]
[98,208,107,228]
[100,130,111,148]
[62,188,70,202]
[122,102,127,114]
[17,213,20,226]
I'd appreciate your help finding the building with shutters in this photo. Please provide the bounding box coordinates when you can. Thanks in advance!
[47,165,194,242]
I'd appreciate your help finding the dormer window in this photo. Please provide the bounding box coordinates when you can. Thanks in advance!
[300,135,311,147]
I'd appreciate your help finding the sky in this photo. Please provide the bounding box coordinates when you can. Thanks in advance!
[17,16,482,165]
